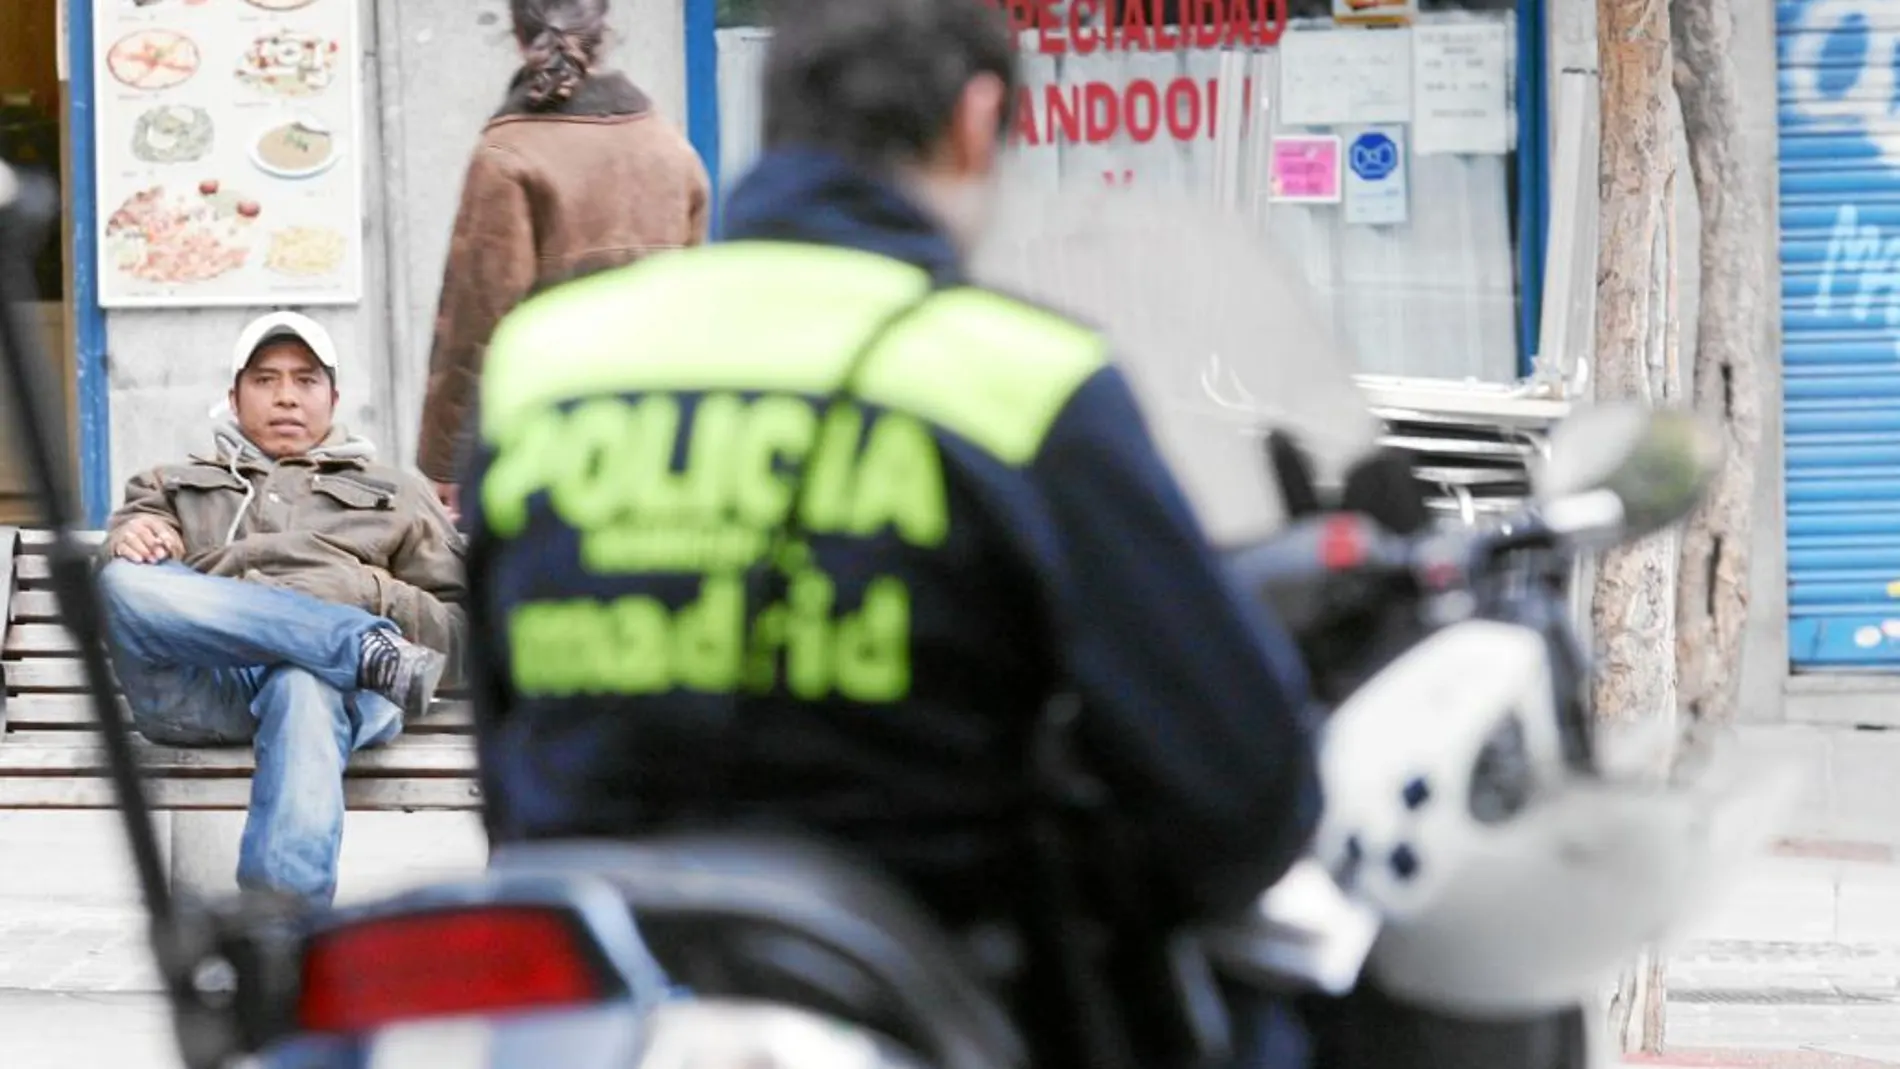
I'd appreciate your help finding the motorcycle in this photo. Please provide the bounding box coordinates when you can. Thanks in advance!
[0,161,1791,1069]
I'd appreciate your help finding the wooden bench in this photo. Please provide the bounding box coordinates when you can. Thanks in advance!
[0,527,480,813]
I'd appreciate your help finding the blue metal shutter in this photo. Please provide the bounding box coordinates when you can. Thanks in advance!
[1780,1,1900,667]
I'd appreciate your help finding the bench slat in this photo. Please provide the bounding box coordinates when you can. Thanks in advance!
[0,731,475,775]
[0,529,16,711]
[18,529,105,549]
[6,659,468,702]
[0,694,474,732]
[9,590,60,622]
[5,623,74,654]
[0,776,480,810]
[4,658,115,692]
[14,556,48,585]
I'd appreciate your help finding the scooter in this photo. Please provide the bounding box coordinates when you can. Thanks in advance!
[0,160,1789,1069]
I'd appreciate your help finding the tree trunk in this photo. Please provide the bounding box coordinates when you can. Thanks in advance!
[1594,0,1681,756]
[1605,947,1669,1052]
[1595,0,1681,1050]
[1672,0,1765,730]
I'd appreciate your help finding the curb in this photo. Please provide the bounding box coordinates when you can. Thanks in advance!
[1625,1051,1900,1068]
[1770,838,1897,864]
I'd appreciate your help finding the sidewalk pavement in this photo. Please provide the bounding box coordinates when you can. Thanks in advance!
[1629,1057,1900,1068]
[1633,849,1900,1067]
[1622,725,1900,1068]
[0,992,175,1067]
[1,724,1898,1067]
[0,810,487,1068]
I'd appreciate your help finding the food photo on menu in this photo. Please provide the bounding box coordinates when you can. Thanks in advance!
[106,28,202,91]
[106,181,260,286]
[131,105,215,163]
[97,0,359,306]
[237,30,341,96]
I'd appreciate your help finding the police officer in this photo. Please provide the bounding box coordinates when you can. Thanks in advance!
[462,0,1321,1064]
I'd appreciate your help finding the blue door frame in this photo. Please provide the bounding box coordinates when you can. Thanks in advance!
[685,0,723,239]
[1515,0,1550,378]
[67,0,112,526]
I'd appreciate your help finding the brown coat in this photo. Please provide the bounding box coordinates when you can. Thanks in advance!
[103,427,467,663]
[416,72,710,482]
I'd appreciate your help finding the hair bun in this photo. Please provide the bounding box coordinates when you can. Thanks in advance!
[524,28,587,106]
[512,0,610,109]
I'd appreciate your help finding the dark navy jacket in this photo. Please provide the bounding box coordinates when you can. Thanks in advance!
[463,148,1322,936]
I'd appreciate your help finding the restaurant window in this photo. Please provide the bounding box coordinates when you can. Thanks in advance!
[711,0,1543,384]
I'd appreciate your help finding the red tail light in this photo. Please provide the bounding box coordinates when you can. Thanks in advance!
[1319,515,1368,571]
[298,905,612,1034]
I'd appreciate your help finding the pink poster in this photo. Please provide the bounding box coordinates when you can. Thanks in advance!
[1269,136,1344,204]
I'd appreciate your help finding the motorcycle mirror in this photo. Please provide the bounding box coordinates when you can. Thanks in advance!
[1531,403,1724,547]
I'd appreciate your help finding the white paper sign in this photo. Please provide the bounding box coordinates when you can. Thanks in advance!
[1412,21,1511,155]
[1343,125,1408,226]
[1278,27,1411,127]
[94,0,366,308]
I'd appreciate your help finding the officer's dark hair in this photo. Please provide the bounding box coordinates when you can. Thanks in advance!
[762,0,1018,168]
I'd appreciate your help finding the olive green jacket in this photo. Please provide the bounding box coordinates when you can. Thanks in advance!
[103,425,466,664]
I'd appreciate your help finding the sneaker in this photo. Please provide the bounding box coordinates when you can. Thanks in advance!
[358,629,447,720]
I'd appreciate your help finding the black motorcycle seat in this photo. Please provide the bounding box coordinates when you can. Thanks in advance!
[489,833,1028,1069]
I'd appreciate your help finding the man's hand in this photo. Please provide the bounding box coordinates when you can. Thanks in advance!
[431,480,461,524]
[112,515,185,564]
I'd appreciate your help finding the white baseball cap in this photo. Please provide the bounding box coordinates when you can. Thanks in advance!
[231,311,339,380]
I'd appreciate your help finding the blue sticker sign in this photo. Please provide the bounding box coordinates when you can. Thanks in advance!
[1343,125,1408,227]
[1349,132,1400,181]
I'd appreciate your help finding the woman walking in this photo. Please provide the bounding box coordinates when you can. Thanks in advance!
[418,0,709,516]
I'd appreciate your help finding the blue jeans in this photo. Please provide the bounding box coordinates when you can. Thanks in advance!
[98,561,406,906]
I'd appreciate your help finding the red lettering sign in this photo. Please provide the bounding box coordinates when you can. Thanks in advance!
[980,0,1288,52]
[1010,77,1255,147]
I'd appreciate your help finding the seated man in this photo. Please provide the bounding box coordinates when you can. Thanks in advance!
[98,311,464,906]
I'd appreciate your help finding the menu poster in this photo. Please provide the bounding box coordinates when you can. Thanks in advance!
[94,0,364,309]
[1412,21,1511,156]
[1277,27,1411,128]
